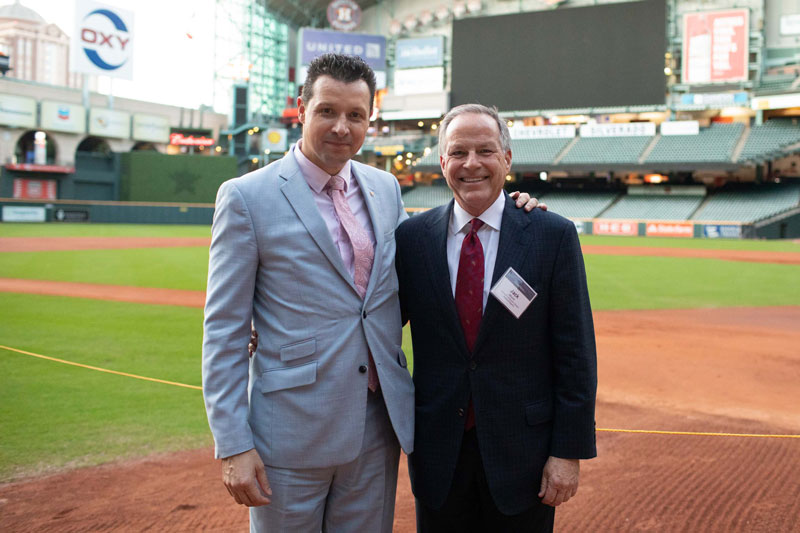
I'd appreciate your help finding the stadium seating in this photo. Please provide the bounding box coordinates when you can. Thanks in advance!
[401,184,453,208]
[599,195,703,220]
[645,123,745,163]
[538,191,620,218]
[513,138,573,165]
[560,136,652,164]
[738,119,800,162]
[692,184,800,222]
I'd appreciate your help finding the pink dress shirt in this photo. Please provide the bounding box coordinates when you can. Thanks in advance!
[293,141,376,280]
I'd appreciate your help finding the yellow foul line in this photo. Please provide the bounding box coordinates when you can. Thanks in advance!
[2,344,799,439]
[0,344,202,391]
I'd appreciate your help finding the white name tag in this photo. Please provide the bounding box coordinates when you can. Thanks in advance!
[490,267,537,319]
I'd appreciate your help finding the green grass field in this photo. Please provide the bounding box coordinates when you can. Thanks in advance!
[1,223,798,481]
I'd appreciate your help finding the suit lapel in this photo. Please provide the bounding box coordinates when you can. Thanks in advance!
[473,195,535,355]
[351,164,383,301]
[425,200,470,358]
[278,154,358,295]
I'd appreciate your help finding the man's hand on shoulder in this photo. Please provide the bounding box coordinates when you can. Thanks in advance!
[538,456,579,507]
[509,191,547,212]
[222,448,272,507]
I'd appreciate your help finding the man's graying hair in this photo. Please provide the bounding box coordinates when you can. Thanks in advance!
[302,53,377,113]
[438,104,511,157]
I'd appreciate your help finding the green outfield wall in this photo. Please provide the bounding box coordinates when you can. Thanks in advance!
[119,153,237,203]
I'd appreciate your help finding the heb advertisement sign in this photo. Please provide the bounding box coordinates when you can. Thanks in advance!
[704,224,741,238]
[594,220,638,236]
[646,222,693,238]
[13,178,57,200]
[71,0,134,80]
[682,9,749,85]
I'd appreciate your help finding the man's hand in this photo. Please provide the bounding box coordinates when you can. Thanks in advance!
[221,448,272,507]
[538,456,579,507]
[510,191,547,212]
[248,326,258,358]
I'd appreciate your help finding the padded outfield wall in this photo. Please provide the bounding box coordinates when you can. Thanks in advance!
[119,153,237,203]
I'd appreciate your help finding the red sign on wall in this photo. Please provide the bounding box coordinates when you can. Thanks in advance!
[645,222,694,238]
[13,178,57,200]
[682,9,749,84]
[594,220,638,236]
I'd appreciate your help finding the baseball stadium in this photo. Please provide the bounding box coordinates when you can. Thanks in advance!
[1,0,799,531]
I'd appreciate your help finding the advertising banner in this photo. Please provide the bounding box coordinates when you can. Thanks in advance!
[703,224,741,238]
[580,123,655,137]
[682,9,749,84]
[510,125,576,139]
[780,14,800,35]
[594,220,638,236]
[89,107,130,138]
[132,114,169,143]
[41,101,87,134]
[645,222,693,237]
[660,121,699,136]
[393,67,444,96]
[71,0,134,80]
[0,93,36,128]
[263,128,288,152]
[679,92,748,106]
[13,178,57,200]
[299,28,385,70]
[396,36,444,69]
[2,205,46,222]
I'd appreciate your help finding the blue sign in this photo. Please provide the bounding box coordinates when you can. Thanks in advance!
[395,36,444,69]
[299,28,386,70]
[703,224,741,238]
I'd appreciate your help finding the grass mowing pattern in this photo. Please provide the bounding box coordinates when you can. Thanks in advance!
[579,234,800,252]
[0,248,209,291]
[0,293,208,481]
[585,255,800,310]
[0,223,211,238]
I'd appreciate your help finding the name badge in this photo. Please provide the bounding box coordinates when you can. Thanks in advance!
[490,267,537,319]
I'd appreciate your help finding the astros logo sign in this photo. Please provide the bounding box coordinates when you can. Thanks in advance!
[80,7,131,72]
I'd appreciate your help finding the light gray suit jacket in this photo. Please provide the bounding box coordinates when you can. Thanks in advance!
[202,151,414,468]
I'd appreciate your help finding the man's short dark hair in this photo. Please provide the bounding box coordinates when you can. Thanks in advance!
[302,53,377,113]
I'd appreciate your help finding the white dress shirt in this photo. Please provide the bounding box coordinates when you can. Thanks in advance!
[293,141,376,280]
[446,191,505,311]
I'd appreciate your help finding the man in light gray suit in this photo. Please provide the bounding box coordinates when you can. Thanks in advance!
[202,54,414,532]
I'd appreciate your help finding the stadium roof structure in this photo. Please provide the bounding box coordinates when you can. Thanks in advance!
[261,0,380,28]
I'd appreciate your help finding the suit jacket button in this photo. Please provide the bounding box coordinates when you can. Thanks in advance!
[457,408,465,417]
[359,364,368,374]
[469,361,477,371]
[362,310,367,319]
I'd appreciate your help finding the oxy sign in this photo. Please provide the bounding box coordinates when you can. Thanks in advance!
[70,0,134,80]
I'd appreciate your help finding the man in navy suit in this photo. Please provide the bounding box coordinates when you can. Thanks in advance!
[396,104,597,532]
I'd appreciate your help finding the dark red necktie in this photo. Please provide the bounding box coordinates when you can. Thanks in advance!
[455,218,484,430]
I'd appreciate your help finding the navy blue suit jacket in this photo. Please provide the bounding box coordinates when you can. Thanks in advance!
[396,194,597,515]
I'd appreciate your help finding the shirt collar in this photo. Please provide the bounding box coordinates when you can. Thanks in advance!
[293,140,352,194]
[450,191,505,236]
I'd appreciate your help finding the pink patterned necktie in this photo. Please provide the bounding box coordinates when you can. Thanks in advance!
[327,175,378,391]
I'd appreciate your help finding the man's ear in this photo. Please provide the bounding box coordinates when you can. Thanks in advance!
[504,150,512,173]
[297,96,306,124]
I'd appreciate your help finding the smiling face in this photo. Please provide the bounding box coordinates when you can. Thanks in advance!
[297,75,371,175]
[440,112,512,216]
